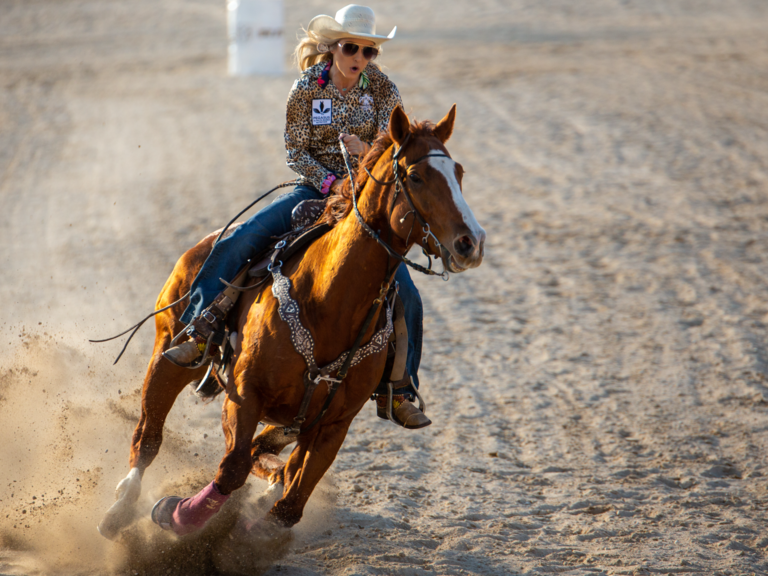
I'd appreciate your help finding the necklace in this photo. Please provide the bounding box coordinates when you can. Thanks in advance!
[329,69,353,93]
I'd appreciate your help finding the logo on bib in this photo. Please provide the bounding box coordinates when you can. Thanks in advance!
[312,99,332,125]
[360,94,373,113]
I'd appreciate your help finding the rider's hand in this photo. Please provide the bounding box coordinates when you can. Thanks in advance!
[330,178,343,193]
[339,133,370,156]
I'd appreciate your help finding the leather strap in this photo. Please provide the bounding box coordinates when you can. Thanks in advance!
[248,223,332,278]
[222,265,250,302]
[388,295,408,383]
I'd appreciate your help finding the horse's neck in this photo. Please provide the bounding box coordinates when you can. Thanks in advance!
[307,148,405,303]
[342,145,407,262]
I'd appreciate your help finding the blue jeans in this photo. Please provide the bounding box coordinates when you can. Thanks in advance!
[393,265,422,391]
[181,185,423,391]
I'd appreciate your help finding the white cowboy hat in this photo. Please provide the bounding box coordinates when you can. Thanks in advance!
[307,5,396,47]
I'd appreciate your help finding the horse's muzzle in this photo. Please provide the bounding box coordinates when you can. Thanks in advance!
[442,229,486,273]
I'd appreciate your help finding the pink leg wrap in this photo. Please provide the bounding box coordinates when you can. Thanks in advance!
[171,481,230,536]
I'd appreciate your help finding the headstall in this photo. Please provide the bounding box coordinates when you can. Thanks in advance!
[342,134,452,281]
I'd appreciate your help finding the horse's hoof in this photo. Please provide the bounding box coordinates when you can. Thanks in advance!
[97,498,137,540]
[151,496,182,531]
[214,518,292,575]
[253,480,284,511]
[97,517,123,541]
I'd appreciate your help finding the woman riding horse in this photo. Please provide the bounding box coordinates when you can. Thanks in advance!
[97,3,485,542]
[163,4,429,429]
[98,82,485,545]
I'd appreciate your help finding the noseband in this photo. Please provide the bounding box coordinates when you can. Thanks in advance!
[340,133,452,280]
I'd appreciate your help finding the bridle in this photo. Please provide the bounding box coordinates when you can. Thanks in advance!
[340,133,453,281]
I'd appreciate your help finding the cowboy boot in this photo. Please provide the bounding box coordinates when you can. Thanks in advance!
[375,375,431,429]
[163,293,234,368]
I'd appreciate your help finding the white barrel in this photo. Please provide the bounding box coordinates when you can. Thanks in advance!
[227,0,285,76]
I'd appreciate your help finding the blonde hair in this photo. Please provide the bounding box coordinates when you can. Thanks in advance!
[294,28,334,72]
[293,27,384,72]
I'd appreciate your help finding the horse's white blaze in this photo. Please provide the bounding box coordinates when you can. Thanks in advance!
[427,156,485,241]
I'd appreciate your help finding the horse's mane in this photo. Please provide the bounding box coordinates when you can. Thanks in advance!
[322,119,438,227]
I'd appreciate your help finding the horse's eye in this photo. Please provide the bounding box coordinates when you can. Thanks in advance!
[408,172,422,184]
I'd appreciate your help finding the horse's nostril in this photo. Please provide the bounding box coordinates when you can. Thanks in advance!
[454,235,475,257]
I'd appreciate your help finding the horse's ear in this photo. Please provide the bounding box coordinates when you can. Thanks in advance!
[389,105,411,146]
[433,104,457,143]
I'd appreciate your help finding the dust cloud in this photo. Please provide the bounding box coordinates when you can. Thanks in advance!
[0,330,331,575]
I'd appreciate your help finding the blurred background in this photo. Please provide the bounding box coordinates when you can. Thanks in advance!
[2,1,768,575]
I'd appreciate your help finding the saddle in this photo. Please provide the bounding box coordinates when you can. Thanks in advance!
[194,198,410,409]
[247,199,331,279]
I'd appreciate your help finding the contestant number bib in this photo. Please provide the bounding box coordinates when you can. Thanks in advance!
[311,99,333,125]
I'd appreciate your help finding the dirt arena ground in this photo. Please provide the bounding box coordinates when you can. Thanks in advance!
[2,1,768,574]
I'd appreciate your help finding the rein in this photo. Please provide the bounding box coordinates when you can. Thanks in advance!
[341,135,451,281]
[90,180,298,364]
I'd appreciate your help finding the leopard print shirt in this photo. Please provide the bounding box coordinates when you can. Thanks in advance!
[285,61,404,191]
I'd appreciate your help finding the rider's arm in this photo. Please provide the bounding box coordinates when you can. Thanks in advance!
[285,79,336,191]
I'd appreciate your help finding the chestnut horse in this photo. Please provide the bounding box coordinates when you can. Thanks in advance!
[98,104,486,539]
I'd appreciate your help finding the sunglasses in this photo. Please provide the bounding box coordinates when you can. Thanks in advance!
[338,42,379,61]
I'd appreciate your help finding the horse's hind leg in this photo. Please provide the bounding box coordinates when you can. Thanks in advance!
[250,425,297,485]
[98,347,199,539]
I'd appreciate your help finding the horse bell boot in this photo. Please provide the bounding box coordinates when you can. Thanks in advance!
[151,481,230,536]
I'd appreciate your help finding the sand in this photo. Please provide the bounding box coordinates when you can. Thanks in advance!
[2,1,768,574]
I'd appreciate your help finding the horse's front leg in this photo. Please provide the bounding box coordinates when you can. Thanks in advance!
[264,420,351,528]
[151,387,264,536]
[98,348,196,539]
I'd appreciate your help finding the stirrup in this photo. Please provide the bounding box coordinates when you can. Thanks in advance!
[164,293,233,369]
[192,332,236,398]
[163,330,215,369]
[381,379,431,429]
